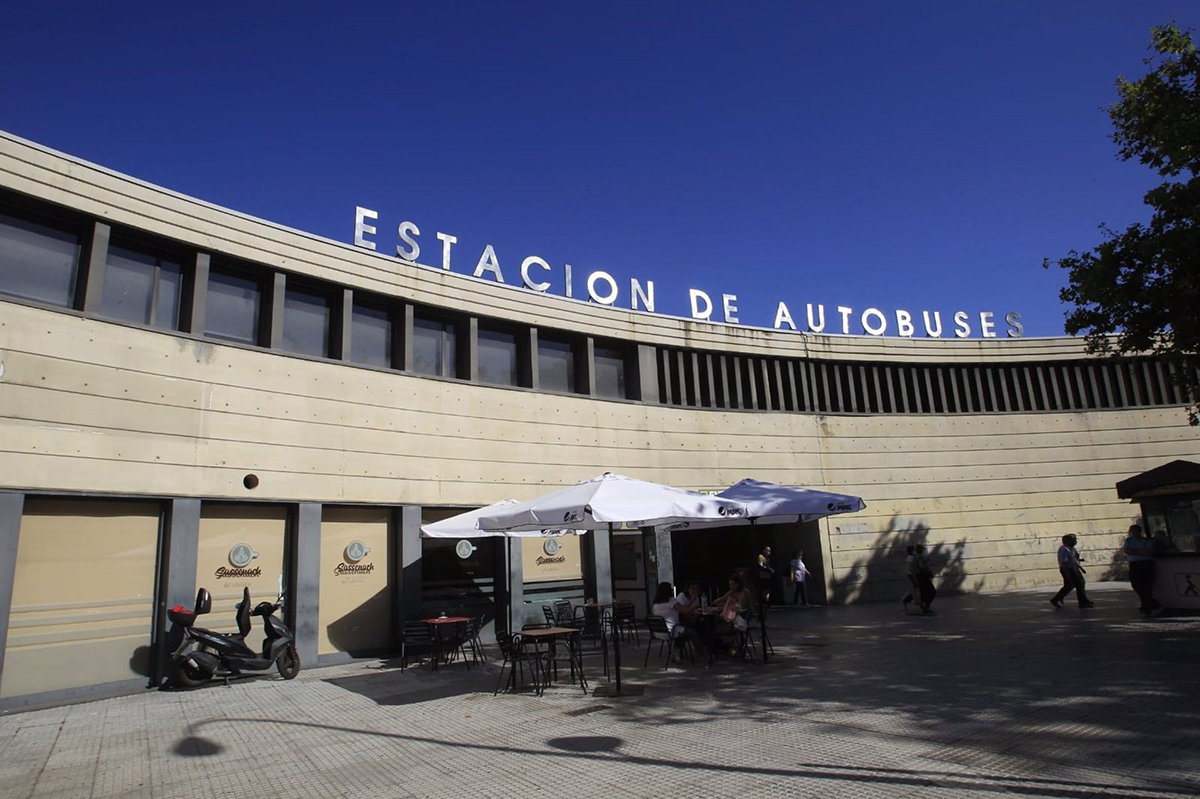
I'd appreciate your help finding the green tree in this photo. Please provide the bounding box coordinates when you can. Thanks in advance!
[1050,24,1200,423]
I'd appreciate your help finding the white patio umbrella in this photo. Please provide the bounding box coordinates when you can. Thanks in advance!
[660,479,865,532]
[477,472,749,695]
[718,478,866,522]
[476,473,748,533]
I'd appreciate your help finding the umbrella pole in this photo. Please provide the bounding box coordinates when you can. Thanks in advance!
[594,522,643,697]
[611,523,622,692]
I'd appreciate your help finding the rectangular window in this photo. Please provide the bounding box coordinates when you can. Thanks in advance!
[350,302,392,368]
[204,269,262,345]
[282,285,332,358]
[412,315,457,378]
[478,327,518,386]
[594,345,627,399]
[101,244,182,329]
[538,337,575,393]
[0,211,81,308]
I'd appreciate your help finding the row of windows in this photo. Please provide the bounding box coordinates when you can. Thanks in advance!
[655,346,1195,414]
[0,196,637,400]
[1,188,1189,417]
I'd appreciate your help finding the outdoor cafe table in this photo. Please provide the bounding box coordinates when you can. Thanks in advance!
[421,616,471,670]
[520,626,588,693]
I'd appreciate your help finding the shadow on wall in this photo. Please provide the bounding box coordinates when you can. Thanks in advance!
[828,517,982,605]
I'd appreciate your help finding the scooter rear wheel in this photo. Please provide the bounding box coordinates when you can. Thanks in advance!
[175,643,213,688]
[277,644,300,680]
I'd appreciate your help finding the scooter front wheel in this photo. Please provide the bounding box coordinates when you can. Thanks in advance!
[276,644,300,680]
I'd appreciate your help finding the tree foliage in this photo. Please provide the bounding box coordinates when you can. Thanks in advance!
[1050,24,1200,423]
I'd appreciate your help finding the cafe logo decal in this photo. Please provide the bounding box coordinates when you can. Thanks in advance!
[455,540,477,560]
[216,544,262,578]
[335,539,375,577]
[537,535,566,566]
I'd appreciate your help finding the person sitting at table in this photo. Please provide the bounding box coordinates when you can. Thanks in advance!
[713,575,752,633]
[673,581,701,618]
[651,581,686,638]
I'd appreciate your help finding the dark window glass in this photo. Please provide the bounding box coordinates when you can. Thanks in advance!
[283,286,331,358]
[478,327,518,386]
[412,316,457,377]
[538,337,575,393]
[594,346,627,399]
[101,245,182,329]
[205,270,261,345]
[0,211,80,307]
[351,303,392,368]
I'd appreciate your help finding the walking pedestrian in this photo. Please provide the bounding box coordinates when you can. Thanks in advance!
[1123,523,1162,616]
[913,544,937,614]
[900,545,918,611]
[789,549,813,607]
[1050,533,1094,608]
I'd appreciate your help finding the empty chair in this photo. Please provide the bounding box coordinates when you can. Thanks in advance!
[612,599,639,644]
[553,599,577,627]
[400,620,434,670]
[464,616,486,664]
[573,607,609,680]
[494,633,541,695]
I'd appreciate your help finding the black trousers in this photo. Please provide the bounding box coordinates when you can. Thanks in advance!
[1052,567,1090,605]
[918,576,937,608]
[1129,560,1159,611]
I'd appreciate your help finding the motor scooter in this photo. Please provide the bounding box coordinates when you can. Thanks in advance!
[168,586,300,687]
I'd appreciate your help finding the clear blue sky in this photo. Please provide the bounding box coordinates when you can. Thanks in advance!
[2,1,1196,337]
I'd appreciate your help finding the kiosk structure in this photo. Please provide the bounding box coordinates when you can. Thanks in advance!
[1117,461,1200,611]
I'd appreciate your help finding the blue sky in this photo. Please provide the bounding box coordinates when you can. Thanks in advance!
[2,1,1196,337]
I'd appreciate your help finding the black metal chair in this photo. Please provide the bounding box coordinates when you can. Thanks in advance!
[522,623,585,691]
[400,620,434,670]
[437,619,472,669]
[494,632,541,695]
[464,616,486,664]
[553,599,578,627]
[542,605,558,626]
[612,599,639,644]
[644,615,694,669]
[573,607,609,680]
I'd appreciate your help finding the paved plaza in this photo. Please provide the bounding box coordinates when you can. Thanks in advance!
[2,583,1198,798]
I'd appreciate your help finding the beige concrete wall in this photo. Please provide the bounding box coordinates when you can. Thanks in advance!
[2,131,1199,603]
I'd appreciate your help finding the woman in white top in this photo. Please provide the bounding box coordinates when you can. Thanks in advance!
[651,582,685,637]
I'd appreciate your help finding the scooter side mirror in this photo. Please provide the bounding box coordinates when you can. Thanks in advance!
[194,588,212,616]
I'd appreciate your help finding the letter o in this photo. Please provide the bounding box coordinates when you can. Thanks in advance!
[587,271,619,305]
[861,308,887,336]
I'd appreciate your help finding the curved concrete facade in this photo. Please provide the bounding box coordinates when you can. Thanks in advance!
[2,132,1198,602]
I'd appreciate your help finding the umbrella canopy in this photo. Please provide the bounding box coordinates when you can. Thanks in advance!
[664,479,866,531]
[476,473,748,532]
[718,478,866,523]
[420,499,581,538]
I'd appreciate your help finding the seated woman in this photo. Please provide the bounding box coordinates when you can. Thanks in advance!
[712,574,752,633]
[651,581,686,638]
[673,581,701,619]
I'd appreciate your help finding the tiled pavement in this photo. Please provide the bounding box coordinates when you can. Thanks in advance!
[2,583,1198,798]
